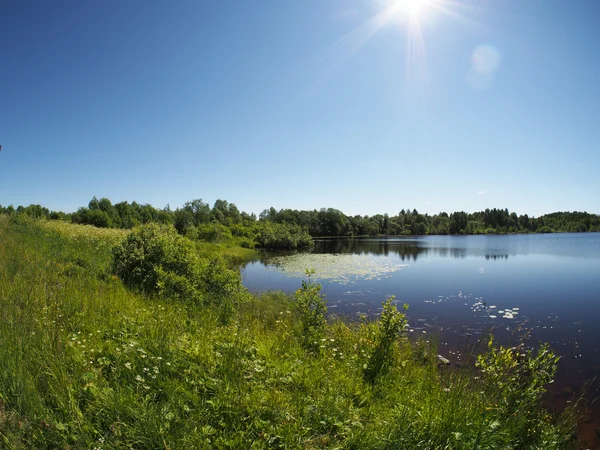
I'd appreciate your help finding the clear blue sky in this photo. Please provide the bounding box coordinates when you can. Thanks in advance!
[1,0,599,217]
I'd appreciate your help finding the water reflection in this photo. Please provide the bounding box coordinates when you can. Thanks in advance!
[312,237,509,261]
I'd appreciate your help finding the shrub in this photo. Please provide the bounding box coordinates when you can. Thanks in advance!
[112,224,203,302]
[196,223,233,243]
[293,270,327,353]
[199,256,250,324]
[363,296,408,384]
[229,224,254,238]
[112,224,249,322]
[476,338,562,445]
[476,338,559,412]
[254,222,313,250]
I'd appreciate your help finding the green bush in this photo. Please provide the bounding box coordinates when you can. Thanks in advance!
[229,224,254,238]
[476,338,562,445]
[112,224,204,302]
[196,222,233,243]
[112,224,249,323]
[254,222,313,250]
[199,256,250,324]
[293,270,327,353]
[363,296,408,384]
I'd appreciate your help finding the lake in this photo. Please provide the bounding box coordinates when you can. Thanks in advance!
[242,233,600,434]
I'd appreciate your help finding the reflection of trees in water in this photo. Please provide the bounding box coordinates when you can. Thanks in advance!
[485,254,509,260]
[314,239,426,261]
[311,239,509,261]
[257,239,510,263]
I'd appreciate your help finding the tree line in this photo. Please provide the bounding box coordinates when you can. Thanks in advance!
[1,199,598,245]
[260,206,600,236]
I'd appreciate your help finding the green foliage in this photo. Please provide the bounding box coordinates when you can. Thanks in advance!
[174,199,211,234]
[477,339,559,411]
[537,225,554,233]
[199,256,250,324]
[111,223,249,324]
[260,205,600,236]
[195,222,233,243]
[3,196,600,238]
[254,221,313,250]
[15,203,50,219]
[293,270,327,353]
[363,297,408,384]
[111,223,204,302]
[476,338,565,446]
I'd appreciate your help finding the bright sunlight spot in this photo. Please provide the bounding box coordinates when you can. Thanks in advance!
[390,0,433,19]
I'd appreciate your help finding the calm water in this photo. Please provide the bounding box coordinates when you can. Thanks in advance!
[242,233,600,408]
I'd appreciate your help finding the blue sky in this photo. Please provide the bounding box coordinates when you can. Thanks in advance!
[1,0,599,217]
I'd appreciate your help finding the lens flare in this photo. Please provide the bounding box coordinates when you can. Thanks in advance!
[304,0,491,104]
[467,44,502,90]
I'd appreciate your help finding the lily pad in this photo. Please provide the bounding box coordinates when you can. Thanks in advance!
[266,253,408,284]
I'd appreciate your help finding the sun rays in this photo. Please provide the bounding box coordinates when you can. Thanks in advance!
[322,0,486,94]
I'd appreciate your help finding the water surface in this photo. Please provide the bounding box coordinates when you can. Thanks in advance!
[243,233,600,395]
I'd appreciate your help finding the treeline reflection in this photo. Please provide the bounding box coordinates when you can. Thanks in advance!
[310,239,509,261]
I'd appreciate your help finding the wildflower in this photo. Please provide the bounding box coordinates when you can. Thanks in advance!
[136,375,144,382]
[124,362,132,369]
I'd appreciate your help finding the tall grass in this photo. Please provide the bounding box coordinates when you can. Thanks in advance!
[0,215,579,449]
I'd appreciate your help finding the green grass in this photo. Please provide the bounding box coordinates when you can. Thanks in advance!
[0,215,580,449]
[194,240,259,268]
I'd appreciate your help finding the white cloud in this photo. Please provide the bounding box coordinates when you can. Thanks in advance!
[477,191,485,195]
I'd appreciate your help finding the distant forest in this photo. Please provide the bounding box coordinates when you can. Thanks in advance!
[1,198,598,249]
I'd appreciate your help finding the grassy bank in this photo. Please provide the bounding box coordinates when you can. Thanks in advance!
[0,216,579,449]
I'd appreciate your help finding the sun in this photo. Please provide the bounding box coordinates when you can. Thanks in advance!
[406,0,429,17]
[395,0,435,20]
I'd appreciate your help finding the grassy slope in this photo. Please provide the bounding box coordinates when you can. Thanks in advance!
[0,216,578,449]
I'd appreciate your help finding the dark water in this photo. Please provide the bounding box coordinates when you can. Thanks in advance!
[242,233,600,441]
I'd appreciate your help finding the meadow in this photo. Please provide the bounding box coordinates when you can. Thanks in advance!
[0,215,580,449]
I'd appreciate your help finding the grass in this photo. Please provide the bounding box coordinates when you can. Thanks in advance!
[194,240,259,268]
[0,215,580,449]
